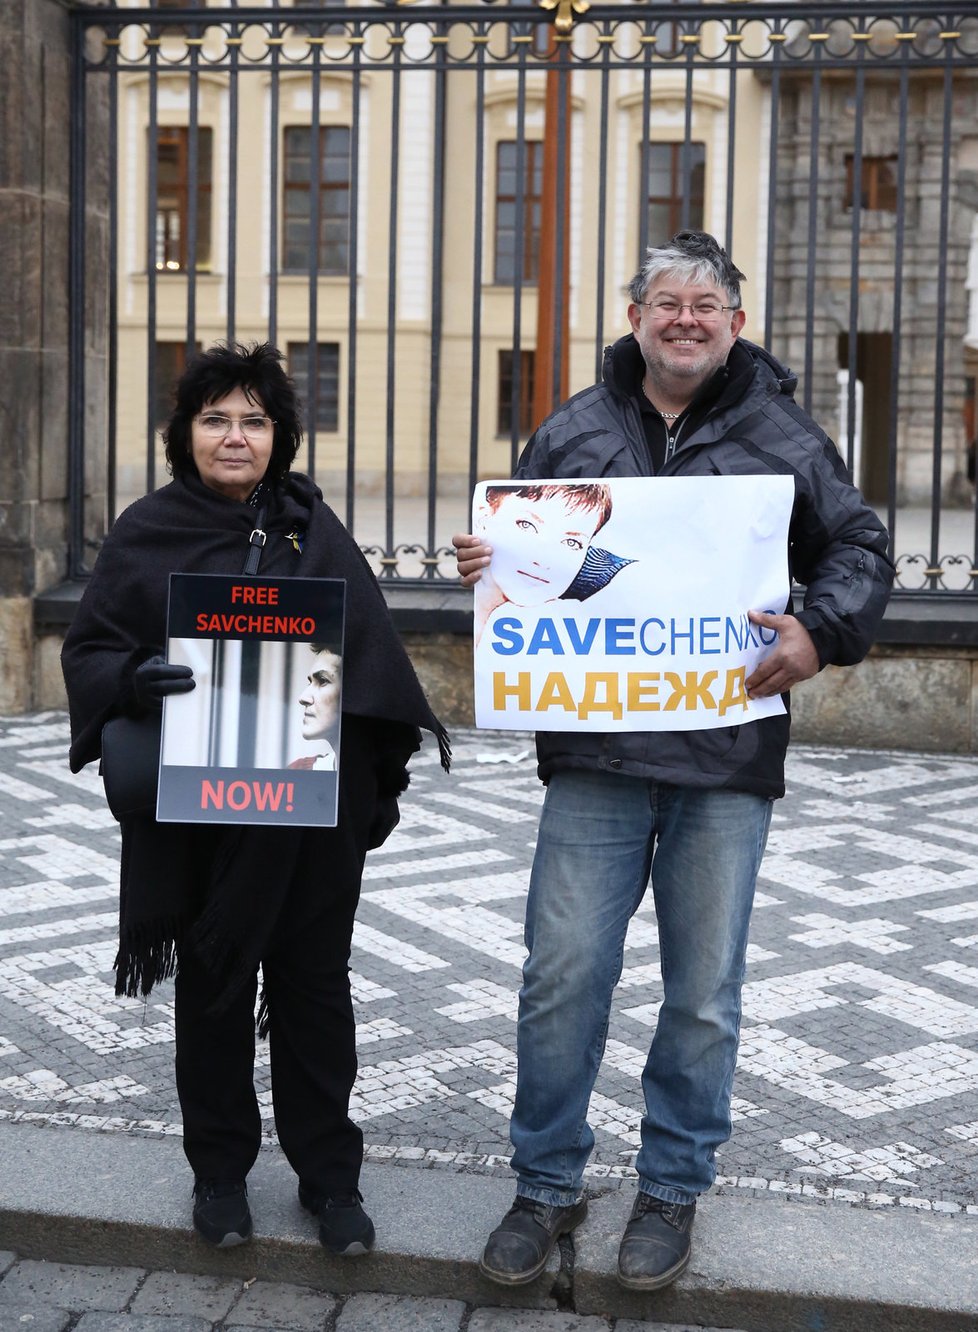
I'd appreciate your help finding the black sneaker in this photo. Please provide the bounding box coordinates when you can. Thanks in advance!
[298,1183,375,1255]
[479,1194,587,1286]
[191,1179,253,1248]
[617,1194,695,1290]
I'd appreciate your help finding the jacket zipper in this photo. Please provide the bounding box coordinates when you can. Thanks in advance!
[661,377,780,472]
[664,416,689,466]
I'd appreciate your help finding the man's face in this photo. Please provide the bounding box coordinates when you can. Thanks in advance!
[627,275,746,391]
[299,651,342,741]
[480,491,602,606]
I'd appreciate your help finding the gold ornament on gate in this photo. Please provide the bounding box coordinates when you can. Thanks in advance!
[538,0,590,35]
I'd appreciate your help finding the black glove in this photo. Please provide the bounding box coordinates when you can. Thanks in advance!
[131,655,195,711]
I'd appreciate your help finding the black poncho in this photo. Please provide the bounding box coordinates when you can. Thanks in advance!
[62,471,450,1011]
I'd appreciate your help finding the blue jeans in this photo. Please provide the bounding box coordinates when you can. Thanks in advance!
[510,768,772,1208]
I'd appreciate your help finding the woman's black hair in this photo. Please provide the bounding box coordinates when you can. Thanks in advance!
[163,341,303,486]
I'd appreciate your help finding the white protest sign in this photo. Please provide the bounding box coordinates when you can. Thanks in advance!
[472,476,794,732]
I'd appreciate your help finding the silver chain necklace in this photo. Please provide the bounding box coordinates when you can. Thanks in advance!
[641,382,681,420]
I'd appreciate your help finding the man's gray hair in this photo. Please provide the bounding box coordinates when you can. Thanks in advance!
[628,230,746,308]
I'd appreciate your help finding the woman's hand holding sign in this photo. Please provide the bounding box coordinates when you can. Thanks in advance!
[745,610,819,698]
[131,655,196,711]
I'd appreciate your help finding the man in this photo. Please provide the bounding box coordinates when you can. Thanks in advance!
[453,231,893,1292]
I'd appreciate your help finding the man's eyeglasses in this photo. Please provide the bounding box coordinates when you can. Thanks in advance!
[638,299,738,322]
[196,413,276,437]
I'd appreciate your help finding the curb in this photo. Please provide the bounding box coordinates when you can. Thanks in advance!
[0,1122,976,1330]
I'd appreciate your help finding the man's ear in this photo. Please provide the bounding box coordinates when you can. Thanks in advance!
[627,303,643,336]
[730,308,747,339]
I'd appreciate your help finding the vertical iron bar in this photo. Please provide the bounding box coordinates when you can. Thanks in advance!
[550,41,569,407]
[509,36,528,463]
[307,45,322,478]
[638,31,652,259]
[208,640,223,768]
[226,23,239,342]
[268,37,280,345]
[845,56,866,482]
[68,15,87,574]
[345,41,363,531]
[679,41,694,230]
[929,51,954,582]
[186,39,200,356]
[145,38,159,494]
[802,50,821,416]
[593,26,611,384]
[107,35,119,526]
[384,36,403,563]
[236,643,261,768]
[724,24,738,253]
[763,26,781,350]
[887,48,911,566]
[467,34,487,506]
[425,49,448,568]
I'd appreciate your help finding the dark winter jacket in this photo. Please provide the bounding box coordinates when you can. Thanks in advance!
[514,333,894,798]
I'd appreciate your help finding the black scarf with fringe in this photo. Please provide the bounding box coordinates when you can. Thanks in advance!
[62,472,450,1017]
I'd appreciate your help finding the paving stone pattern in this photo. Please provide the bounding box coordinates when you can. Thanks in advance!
[0,714,976,1221]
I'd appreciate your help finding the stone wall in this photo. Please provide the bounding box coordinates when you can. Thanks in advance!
[772,74,978,505]
[0,0,69,710]
[419,637,978,755]
[0,0,109,714]
[788,642,978,754]
[32,623,978,755]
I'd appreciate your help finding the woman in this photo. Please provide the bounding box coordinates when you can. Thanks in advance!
[290,643,343,771]
[62,342,449,1254]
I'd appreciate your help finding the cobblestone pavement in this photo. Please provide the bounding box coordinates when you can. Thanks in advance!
[0,712,977,1223]
[0,1252,750,1332]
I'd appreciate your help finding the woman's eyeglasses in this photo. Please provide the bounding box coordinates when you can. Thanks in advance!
[196,413,276,437]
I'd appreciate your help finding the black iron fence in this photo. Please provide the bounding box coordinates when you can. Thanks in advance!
[69,0,978,593]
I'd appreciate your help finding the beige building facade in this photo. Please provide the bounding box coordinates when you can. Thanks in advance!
[108,0,771,557]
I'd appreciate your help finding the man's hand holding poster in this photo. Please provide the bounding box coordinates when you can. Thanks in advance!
[472,476,794,732]
[158,573,346,826]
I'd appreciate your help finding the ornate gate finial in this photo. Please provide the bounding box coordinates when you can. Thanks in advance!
[537,0,590,35]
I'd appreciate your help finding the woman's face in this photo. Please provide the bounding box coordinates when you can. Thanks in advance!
[298,651,342,741]
[190,386,275,503]
[480,492,601,606]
